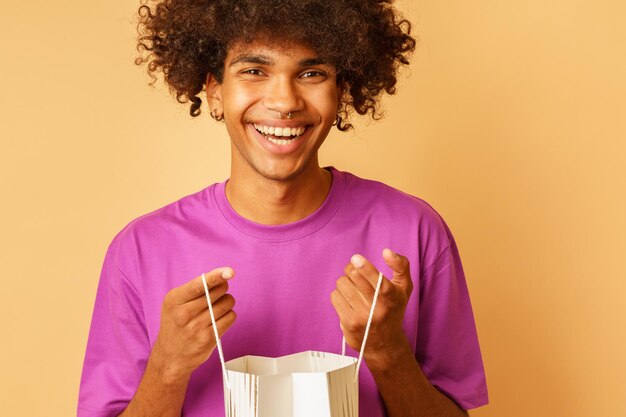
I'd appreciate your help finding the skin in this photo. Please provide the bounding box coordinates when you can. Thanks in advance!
[206,39,339,226]
[119,267,236,417]
[333,249,469,417]
[119,40,468,417]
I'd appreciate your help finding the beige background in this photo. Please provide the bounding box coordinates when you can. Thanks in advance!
[1,0,625,415]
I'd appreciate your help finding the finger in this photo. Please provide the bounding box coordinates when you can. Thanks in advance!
[335,276,368,310]
[212,310,237,339]
[191,294,236,328]
[382,248,413,295]
[169,267,234,304]
[350,254,395,298]
[344,263,375,300]
[181,282,229,318]
[330,288,353,320]
[211,294,237,321]
[350,254,384,288]
[331,289,366,337]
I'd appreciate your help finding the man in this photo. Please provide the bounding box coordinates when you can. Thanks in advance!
[79,1,488,416]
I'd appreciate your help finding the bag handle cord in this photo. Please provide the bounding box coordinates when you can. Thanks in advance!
[202,270,384,387]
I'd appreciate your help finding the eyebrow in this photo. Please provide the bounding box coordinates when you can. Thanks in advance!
[229,54,274,67]
[228,53,328,67]
[298,57,326,67]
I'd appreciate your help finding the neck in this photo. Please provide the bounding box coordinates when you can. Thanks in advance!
[225,164,333,225]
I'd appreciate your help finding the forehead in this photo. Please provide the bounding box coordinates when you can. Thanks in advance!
[225,39,321,63]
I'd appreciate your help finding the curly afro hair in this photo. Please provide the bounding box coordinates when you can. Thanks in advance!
[135,0,417,131]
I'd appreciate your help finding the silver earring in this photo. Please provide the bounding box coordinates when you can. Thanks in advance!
[211,109,224,121]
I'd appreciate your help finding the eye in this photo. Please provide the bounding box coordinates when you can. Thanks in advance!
[301,70,326,79]
[240,68,264,76]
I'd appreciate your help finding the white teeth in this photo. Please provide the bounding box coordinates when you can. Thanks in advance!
[253,124,306,138]
[266,136,298,145]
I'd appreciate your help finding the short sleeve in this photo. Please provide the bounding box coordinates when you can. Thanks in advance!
[78,236,151,417]
[416,233,489,410]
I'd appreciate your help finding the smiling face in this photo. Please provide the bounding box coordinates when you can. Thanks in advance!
[206,40,341,183]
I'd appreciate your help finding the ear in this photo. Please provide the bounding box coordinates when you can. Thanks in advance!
[205,72,223,115]
[336,82,343,102]
[335,82,344,109]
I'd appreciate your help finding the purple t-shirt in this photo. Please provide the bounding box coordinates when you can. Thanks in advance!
[78,166,488,416]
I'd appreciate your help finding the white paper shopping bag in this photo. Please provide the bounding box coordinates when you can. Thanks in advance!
[223,351,358,417]
[201,271,384,417]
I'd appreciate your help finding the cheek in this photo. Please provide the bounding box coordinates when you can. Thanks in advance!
[222,83,262,115]
[312,87,340,117]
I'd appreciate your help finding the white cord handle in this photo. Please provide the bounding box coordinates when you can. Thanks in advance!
[343,271,384,382]
[202,273,231,390]
[202,270,383,388]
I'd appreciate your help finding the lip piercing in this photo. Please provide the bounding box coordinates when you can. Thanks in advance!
[278,112,293,119]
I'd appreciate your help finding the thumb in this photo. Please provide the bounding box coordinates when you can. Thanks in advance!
[382,248,413,293]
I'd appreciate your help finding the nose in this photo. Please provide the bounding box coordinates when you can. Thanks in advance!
[263,76,305,115]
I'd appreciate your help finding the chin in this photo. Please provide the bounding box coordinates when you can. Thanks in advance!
[255,162,310,183]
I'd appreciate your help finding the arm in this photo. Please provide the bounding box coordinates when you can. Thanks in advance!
[117,351,190,417]
[331,249,467,417]
[119,268,237,417]
[366,336,467,417]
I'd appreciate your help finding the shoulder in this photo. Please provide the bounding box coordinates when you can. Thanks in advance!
[335,168,455,270]
[340,169,453,240]
[105,183,218,261]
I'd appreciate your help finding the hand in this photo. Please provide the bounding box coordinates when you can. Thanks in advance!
[151,267,237,382]
[330,248,414,370]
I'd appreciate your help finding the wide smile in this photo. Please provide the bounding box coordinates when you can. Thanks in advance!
[253,124,307,144]
[247,122,312,154]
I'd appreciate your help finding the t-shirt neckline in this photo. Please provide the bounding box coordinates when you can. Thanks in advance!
[212,166,346,242]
